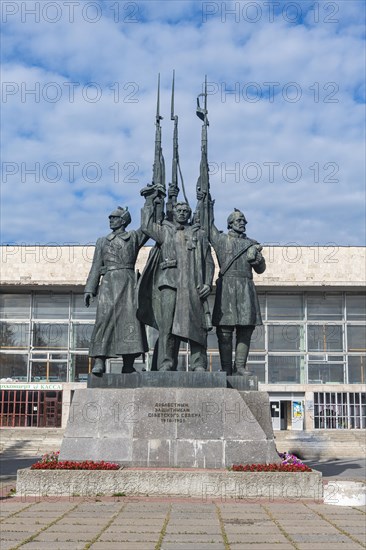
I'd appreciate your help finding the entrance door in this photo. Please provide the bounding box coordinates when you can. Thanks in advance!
[41,393,62,427]
[291,400,304,430]
[270,401,280,430]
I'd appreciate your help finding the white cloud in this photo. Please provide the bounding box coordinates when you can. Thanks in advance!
[1,0,365,245]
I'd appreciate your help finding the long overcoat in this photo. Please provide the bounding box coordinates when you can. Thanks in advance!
[85,228,148,357]
[211,226,266,327]
[137,205,214,346]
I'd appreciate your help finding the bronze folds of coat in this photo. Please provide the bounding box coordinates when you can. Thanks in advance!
[211,231,265,327]
[85,229,148,357]
[137,205,214,347]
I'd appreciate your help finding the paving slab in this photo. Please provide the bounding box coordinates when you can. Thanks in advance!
[159,545,226,550]
[1,530,38,540]
[90,544,157,550]
[166,523,221,535]
[32,533,93,542]
[21,543,86,550]
[225,524,283,534]
[98,531,160,542]
[226,533,290,544]
[163,533,224,542]
[104,524,162,533]
[295,544,362,550]
[230,546,294,550]
[291,533,358,543]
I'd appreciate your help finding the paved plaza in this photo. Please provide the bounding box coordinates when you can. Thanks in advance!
[0,490,365,550]
[1,457,365,549]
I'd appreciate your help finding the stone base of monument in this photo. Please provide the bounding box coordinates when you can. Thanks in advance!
[16,468,323,501]
[59,386,279,467]
[87,371,228,389]
[87,371,258,391]
[227,374,258,391]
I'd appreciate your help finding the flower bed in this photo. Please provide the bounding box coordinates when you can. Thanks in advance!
[230,452,312,473]
[231,463,312,472]
[31,451,119,471]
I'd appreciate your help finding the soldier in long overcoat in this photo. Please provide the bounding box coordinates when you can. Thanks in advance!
[138,197,214,371]
[209,202,266,375]
[84,207,148,373]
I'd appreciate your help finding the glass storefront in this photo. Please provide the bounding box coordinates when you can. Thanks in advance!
[0,291,365,385]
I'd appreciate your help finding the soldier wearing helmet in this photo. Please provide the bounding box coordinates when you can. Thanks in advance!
[84,206,148,374]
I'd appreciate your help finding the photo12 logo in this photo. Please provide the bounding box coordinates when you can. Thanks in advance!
[1,2,141,24]
[201,2,340,24]
[2,81,139,104]
[205,81,339,104]
[1,161,140,184]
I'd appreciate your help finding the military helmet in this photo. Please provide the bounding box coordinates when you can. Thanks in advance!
[109,206,131,226]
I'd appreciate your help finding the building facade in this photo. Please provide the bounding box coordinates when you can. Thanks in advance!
[1,245,365,432]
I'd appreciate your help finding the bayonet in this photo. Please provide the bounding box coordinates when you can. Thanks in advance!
[166,70,189,220]
[152,73,166,222]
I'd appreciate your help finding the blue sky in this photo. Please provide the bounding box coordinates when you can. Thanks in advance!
[1,0,365,246]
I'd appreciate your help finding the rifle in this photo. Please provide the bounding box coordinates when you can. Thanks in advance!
[166,70,189,221]
[151,73,166,223]
[195,75,210,239]
[195,76,212,330]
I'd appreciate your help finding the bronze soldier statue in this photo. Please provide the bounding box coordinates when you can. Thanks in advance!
[138,194,214,371]
[84,206,148,374]
[208,200,266,376]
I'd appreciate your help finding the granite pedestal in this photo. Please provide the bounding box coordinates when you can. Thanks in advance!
[59,385,279,468]
[87,371,227,389]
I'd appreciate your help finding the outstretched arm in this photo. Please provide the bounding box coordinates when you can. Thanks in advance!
[140,200,164,245]
[196,189,220,242]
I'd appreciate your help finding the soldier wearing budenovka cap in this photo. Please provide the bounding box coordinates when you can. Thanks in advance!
[84,206,148,374]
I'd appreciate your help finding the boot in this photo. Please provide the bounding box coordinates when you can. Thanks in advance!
[122,354,136,374]
[235,326,254,375]
[217,327,233,376]
[92,357,105,374]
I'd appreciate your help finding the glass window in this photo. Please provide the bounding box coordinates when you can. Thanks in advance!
[267,294,303,320]
[0,322,30,348]
[268,325,305,351]
[0,353,28,380]
[33,294,69,319]
[308,363,344,384]
[0,294,31,319]
[250,325,265,351]
[207,331,218,350]
[208,354,221,372]
[268,355,305,384]
[348,356,366,384]
[313,392,348,429]
[71,323,93,350]
[257,294,266,320]
[308,324,343,352]
[30,361,67,382]
[70,354,92,382]
[346,294,366,320]
[71,294,97,320]
[246,361,265,383]
[33,323,68,349]
[307,294,343,320]
[347,326,366,352]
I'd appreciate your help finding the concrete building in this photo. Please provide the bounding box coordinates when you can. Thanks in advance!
[1,245,365,445]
